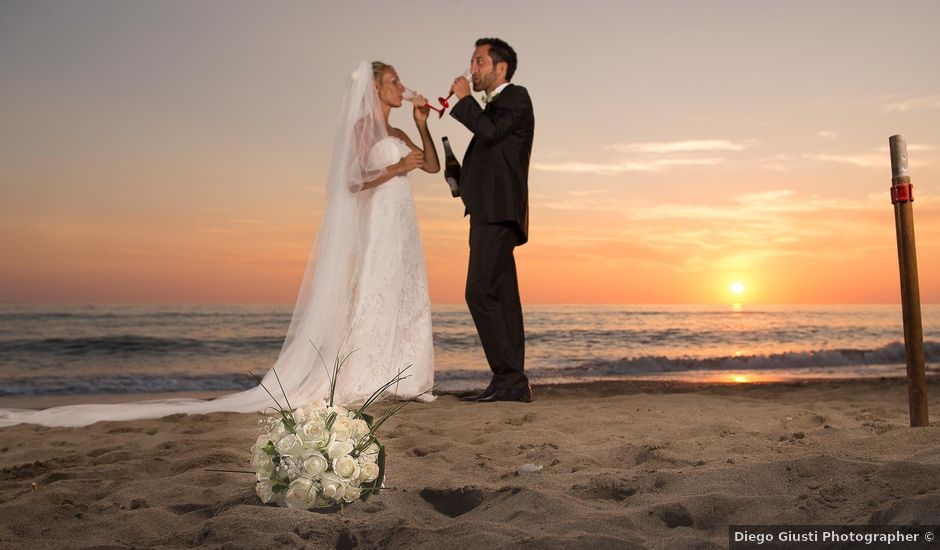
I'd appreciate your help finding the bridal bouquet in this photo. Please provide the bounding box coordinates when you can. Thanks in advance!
[249,350,427,511]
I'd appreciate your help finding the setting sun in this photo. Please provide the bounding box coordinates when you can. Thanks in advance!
[730,282,745,296]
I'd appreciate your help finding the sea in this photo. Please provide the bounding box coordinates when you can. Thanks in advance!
[0,304,937,398]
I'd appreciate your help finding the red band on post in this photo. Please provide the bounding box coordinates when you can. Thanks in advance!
[891,183,914,204]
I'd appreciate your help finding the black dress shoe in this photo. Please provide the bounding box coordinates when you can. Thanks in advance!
[460,384,496,402]
[476,386,532,403]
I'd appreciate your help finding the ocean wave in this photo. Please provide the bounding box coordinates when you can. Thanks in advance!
[435,341,940,381]
[433,327,904,351]
[0,310,290,323]
[3,341,937,396]
[0,335,284,356]
[0,373,258,396]
[564,341,939,376]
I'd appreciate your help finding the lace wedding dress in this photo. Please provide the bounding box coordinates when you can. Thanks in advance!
[337,136,435,401]
[0,62,434,427]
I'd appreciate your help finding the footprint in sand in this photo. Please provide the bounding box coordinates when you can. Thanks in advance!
[419,487,486,517]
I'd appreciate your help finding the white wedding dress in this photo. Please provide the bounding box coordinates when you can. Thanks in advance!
[0,62,434,427]
[337,136,435,400]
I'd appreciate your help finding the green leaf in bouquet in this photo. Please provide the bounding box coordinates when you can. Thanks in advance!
[278,409,296,434]
[252,369,297,433]
[352,366,412,420]
[353,432,378,457]
[272,483,289,493]
[359,443,386,502]
[358,412,375,427]
[365,383,437,437]
[308,340,357,408]
[324,411,338,431]
[262,441,277,456]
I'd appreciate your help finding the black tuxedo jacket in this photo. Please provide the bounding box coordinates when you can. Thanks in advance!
[450,83,534,245]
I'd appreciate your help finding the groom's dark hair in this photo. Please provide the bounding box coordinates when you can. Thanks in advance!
[476,37,517,81]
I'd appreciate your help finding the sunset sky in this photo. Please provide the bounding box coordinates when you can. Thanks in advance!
[3,0,940,304]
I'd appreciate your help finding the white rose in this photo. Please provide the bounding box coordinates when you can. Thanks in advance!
[323,405,348,419]
[358,462,380,483]
[323,406,348,423]
[267,420,289,439]
[297,422,330,451]
[251,452,275,478]
[332,455,361,482]
[320,472,347,502]
[342,485,363,503]
[352,418,370,439]
[302,452,328,479]
[325,433,355,461]
[298,406,327,426]
[358,441,380,464]
[252,434,273,454]
[275,433,305,458]
[295,404,314,421]
[283,478,318,511]
[255,479,279,504]
[330,414,356,438]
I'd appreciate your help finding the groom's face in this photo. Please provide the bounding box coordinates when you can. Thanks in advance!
[470,45,502,94]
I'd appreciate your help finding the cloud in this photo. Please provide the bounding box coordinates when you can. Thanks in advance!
[606,140,748,154]
[534,138,754,176]
[533,157,726,175]
[195,218,313,234]
[568,190,606,197]
[753,154,791,173]
[531,189,910,276]
[817,131,838,139]
[884,95,940,113]
[876,144,936,153]
[803,153,885,168]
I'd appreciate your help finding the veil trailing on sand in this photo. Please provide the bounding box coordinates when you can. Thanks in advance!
[0,61,389,428]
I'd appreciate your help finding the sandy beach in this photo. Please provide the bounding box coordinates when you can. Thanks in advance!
[1,377,939,549]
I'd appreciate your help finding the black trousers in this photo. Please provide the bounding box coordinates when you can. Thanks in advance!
[466,221,528,390]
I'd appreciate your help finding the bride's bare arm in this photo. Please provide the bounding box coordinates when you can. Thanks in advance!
[405,94,441,174]
[413,119,440,174]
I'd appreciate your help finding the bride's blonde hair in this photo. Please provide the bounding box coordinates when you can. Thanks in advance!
[371,61,393,81]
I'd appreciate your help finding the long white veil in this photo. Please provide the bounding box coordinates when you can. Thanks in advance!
[0,61,388,428]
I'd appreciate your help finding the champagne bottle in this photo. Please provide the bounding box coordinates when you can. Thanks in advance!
[441,136,460,197]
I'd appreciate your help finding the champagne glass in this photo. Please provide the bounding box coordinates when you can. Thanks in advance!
[403,70,472,119]
[439,69,472,109]
[403,87,444,118]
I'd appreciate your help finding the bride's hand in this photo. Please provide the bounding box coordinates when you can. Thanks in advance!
[412,93,430,122]
[396,150,424,174]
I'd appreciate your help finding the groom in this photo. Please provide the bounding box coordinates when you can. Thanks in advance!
[450,38,534,403]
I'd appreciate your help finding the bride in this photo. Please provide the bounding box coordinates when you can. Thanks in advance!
[0,61,439,427]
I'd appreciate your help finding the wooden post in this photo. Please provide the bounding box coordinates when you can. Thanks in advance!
[889,134,929,427]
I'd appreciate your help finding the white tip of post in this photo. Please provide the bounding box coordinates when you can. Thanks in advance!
[889,135,909,178]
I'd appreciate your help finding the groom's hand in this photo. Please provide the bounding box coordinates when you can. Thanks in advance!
[452,75,470,100]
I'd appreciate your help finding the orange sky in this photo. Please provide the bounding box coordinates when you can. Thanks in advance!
[2,1,939,304]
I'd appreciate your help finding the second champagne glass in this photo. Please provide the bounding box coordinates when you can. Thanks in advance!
[439,69,472,109]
